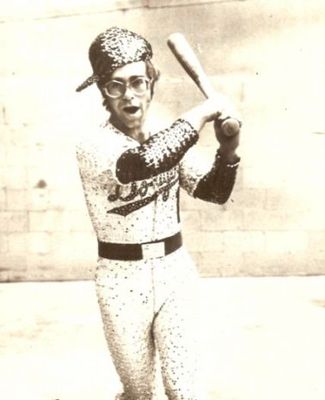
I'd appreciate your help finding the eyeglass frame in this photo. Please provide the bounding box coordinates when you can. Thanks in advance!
[102,76,152,99]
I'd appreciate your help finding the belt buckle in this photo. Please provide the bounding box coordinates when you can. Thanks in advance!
[141,241,165,259]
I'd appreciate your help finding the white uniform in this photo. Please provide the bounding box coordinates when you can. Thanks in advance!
[76,120,209,399]
[75,25,240,400]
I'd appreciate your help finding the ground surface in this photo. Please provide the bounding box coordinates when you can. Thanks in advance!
[1,277,325,400]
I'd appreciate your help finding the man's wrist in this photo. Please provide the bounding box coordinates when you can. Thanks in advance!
[217,147,240,165]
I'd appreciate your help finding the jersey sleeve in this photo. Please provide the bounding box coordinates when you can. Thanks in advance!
[178,146,213,196]
[179,147,240,204]
[116,118,199,184]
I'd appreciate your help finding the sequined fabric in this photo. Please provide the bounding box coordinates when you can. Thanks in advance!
[178,146,213,197]
[99,27,152,72]
[193,150,240,204]
[116,119,199,184]
[96,247,201,399]
[75,119,236,399]
[76,27,152,92]
[76,120,199,244]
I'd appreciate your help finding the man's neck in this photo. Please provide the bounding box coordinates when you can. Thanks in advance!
[127,127,148,143]
[109,118,149,143]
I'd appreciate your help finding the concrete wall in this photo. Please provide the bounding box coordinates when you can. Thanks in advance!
[1,0,325,281]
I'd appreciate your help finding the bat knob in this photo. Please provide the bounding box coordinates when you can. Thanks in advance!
[220,118,241,137]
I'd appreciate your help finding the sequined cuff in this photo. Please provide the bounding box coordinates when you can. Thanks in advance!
[193,150,240,204]
[116,118,199,183]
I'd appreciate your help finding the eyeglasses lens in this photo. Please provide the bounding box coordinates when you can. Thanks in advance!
[104,77,149,98]
[131,77,148,94]
[105,81,124,98]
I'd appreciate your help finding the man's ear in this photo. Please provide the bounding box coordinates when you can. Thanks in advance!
[150,79,157,98]
[102,96,112,113]
[97,84,111,113]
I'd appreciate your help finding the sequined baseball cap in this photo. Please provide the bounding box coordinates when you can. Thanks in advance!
[76,27,153,92]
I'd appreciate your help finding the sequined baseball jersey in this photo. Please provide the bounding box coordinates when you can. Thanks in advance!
[76,119,210,245]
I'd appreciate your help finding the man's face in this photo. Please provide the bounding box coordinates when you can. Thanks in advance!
[103,61,152,134]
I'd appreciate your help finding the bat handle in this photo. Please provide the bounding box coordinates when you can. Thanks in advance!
[199,82,241,137]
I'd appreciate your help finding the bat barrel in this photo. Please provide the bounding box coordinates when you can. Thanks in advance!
[167,32,241,137]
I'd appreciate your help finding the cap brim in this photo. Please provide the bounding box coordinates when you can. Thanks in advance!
[76,74,100,92]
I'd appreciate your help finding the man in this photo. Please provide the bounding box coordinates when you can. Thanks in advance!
[76,26,240,400]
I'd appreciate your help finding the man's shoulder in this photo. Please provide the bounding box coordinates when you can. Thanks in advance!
[76,123,127,151]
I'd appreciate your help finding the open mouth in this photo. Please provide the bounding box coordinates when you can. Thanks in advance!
[123,106,140,114]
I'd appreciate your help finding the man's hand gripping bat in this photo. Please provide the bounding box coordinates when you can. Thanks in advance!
[167,33,241,137]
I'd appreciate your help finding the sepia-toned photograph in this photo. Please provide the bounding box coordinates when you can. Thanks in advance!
[0,1,325,399]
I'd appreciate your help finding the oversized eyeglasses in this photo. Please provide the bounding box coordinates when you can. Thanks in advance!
[103,76,151,99]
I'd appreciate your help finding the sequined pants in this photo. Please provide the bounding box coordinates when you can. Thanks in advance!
[95,247,201,400]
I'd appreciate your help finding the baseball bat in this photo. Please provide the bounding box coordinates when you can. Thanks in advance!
[167,32,240,137]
